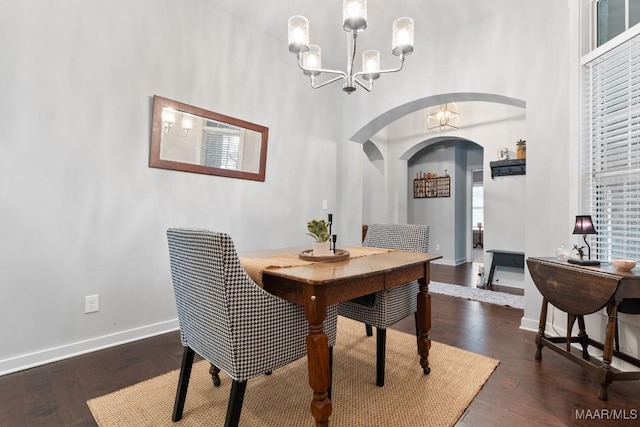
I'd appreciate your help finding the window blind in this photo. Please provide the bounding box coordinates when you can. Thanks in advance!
[582,30,640,261]
[201,124,240,170]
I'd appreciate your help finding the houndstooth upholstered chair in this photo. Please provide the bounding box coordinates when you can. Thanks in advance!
[166,228,338,427]
[338,223,429,387]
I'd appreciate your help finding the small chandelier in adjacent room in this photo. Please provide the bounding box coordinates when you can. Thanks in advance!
[287,0,414,94]
[427,103,459,131]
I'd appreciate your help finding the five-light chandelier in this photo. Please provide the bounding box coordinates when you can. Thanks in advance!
[287,0,414,94]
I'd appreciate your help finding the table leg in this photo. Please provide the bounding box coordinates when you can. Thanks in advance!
[577,315,590,360]
[535,298,548,360]
[416,265,432,375]
[566,314,577,353]
[487,260,497,290]
[303,285,331,426]
[599,301,619,400]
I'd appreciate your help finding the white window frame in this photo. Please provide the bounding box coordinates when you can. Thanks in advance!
[581,25,640,262]
[592,0,640,49]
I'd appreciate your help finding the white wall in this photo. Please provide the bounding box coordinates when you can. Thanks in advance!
[407,142,457,262]
[363,102,527,272]
[0,0,343,374]
[337,1,579,338]
[4,0,639,374]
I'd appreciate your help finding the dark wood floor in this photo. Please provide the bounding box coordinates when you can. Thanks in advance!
[2,262,639,426]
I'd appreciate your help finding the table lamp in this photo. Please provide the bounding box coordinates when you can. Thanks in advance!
[568,215,600,266]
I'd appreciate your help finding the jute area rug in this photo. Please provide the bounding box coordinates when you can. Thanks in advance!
[88,317,499,426]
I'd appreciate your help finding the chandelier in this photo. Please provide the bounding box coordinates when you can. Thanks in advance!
[287,0,414,94]
[427,103,459,131]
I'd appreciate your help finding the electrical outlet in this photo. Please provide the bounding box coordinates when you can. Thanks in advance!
[85,294,99,313]
[435,244,440,251]
[322,199,328,210]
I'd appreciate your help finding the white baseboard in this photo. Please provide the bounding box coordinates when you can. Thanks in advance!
[520,316,539,333]
[433,258,457,266]
[0,319,179,376]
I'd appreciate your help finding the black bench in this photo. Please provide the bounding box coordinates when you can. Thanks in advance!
[486,250,525,289]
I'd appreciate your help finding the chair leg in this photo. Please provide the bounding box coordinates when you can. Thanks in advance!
[224,380,248,427]
[172,347,195,422]
[376,328,386,387]
[365,324,373,337]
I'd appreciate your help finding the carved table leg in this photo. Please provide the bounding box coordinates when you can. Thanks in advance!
[599,301,619,400]
[566,314,577,353]
[577,315,590,360]
[417,265,432,375]
[535,298,548,360]
[303,285,331,427]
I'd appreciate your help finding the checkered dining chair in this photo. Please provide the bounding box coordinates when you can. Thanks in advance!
[166,228,338,427]
[338,223,429,386]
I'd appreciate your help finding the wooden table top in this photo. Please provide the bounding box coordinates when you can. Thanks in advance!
[527,257,640,315]
[261,250,441,285]
[244,248,441,306]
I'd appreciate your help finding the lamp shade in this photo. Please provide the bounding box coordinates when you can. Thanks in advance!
[362,49,380,80]
[392,17,414,56]
[573,215,597,235]
[301,45,321,76]
[288,16,310,53]
[343,0,367,32]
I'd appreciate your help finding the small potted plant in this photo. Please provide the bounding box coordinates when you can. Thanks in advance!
[307,219,331,256]
[516,139,526,159]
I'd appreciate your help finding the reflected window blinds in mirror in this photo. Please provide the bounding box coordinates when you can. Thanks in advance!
[149,95,268,181]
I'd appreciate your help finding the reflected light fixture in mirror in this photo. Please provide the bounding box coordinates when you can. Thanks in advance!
[149,96,268,182]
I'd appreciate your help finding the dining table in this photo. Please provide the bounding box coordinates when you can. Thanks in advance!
[241,247,441,427]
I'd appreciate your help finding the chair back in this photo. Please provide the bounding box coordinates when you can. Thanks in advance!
[166,228,246,372]
[363,223,429,253]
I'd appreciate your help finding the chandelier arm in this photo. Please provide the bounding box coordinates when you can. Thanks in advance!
[352,55,406,80]
[297,55,347,78]
[353,78,373,92]
[309,75,345,89]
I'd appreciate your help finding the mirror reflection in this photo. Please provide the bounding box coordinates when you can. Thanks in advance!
[150,96,268,181]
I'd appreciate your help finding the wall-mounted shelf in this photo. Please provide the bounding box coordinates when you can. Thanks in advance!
[490,159,526,179]
[413,176,450,198]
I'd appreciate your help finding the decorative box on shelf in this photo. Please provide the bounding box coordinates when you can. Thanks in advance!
[413,176,450,198]
[490,159,526,179]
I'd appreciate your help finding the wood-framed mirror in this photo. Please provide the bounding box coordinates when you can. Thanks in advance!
[149,95,268,181]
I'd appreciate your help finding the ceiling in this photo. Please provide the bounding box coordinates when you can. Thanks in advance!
[208,0,525,135]
[209,0,519,49]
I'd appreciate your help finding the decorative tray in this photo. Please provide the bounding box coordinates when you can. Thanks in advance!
[299,249,350,263]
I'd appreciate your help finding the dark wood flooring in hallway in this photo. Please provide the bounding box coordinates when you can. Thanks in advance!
[1,262,639,426]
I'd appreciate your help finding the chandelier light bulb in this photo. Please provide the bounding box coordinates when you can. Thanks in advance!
[302,45,322,76]
[288,15,310,53]
[392,17,414,56]
[362,50,380,80]
[343,0,367,32]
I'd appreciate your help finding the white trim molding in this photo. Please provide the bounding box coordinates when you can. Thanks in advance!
[0,319,179,376]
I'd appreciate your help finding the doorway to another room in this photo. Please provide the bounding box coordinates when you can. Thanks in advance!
[471,169,484,264]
